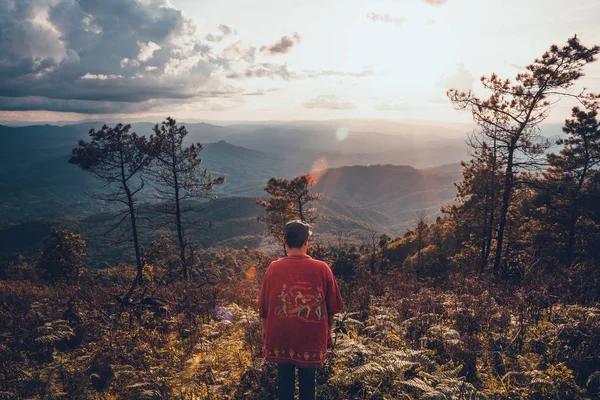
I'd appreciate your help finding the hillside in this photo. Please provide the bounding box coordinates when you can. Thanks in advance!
[0,163,461,265]
[0,122,463,264]
[0,122,466,222]
[314,164,460,231]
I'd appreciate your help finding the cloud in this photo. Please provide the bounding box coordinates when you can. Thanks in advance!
[260,33,302,55]
[423,0,447,5]
[227,63,296,80]
[0,96,173,114]
[163,56,204,76]
[303,94,356,110]
[437,63,475,91]
[0,1,312,114]
[243,89,278,96]
[222,41,257,63]
[376,101,410,111]
[367,13,407,25]
[205,24,237,42]
[137,41,161,62]
[0,0,246,113]
[304,66,375,78]
[81,73,124,80]
[120,58,140,68]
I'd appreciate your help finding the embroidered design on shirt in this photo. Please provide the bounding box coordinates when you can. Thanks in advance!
[277,284,290,317]
[275,282,325,322]
[266,348,325,364]
[314,287,324,320]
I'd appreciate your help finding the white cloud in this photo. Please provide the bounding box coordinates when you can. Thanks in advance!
[164,56,202,76]
[80,73,124,80]
[205,24,237,42]
[367,13,407,26]
[120,58,140,68]
[303,94,356,110]
[438,63,475,91]
[137,41,161,62]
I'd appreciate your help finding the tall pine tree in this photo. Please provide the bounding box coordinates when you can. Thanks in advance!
[543,103,600,263]
[148,117,224,280]
[448,36,599,274]
[70,124,152,300]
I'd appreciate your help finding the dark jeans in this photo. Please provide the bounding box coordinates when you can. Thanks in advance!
[277,363,316,400]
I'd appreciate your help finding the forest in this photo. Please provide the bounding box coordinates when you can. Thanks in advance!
[1,36,600,400]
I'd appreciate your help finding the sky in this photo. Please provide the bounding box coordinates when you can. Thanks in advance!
[0,0,599,124]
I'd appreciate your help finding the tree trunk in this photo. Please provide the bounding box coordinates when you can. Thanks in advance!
[493,143,515,274]
[567,160,589,264]
[481,140,497,273]
[174,172,187,280]
[119,149,143,302]
[416,235,422,281]
[171,140,187,280]
[298,198,305,222]
[479,182,490,273]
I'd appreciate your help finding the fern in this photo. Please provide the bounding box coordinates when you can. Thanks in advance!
[587,371,600,391]
[34,320,74,346]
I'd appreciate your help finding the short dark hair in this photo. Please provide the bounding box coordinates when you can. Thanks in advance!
[284,220,312,249]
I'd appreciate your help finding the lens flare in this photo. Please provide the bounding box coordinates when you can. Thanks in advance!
[336,127,349,141]
[245,265,256,280]
[308,158,328,185]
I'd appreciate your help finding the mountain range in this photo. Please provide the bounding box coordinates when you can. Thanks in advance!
[0,120,468,264]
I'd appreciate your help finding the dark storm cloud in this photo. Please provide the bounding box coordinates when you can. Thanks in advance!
[0,90,238,114]
[0,0,305,113]
[0,0,238,113]
[0,96,159,114]
[260,33,301,55]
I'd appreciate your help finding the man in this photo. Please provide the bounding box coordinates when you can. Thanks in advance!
[258,220,344,400]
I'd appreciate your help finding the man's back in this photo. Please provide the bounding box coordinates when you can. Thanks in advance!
[259,254,343,368]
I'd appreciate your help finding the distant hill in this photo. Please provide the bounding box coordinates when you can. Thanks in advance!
[314,164,460,232]
[201,141,301,196]
[0,121,464,264]
[0,122,468,221]
[0,163,462,265]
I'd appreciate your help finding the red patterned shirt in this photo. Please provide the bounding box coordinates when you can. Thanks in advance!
[258,254,344,368]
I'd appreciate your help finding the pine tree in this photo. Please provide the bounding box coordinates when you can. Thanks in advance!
[148,117,224,280]
[414,212,428,281]
[36,228,86,282]
[70,123,152,299]
[444,137,504,273]
[256,175,322,254]
[543,103,600,263]
[448,36,599,274]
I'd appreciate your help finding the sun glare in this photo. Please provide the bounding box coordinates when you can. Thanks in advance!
[335,127,349,141]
